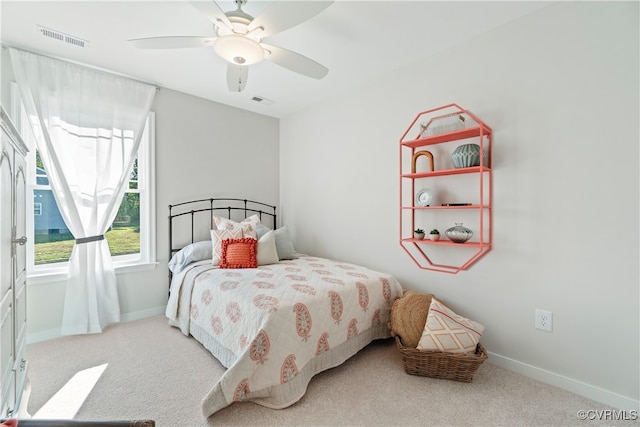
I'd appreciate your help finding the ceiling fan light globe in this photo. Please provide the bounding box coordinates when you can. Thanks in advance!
[214,34,264,65]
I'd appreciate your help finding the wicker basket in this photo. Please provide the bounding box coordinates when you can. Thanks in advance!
[389,291,487,382]
[394,336,487,382]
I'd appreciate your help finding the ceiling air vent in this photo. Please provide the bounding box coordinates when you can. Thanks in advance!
[251,96,273,105]
[37,25,89,48]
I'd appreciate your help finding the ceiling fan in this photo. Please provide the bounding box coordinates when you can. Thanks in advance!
[129,0,333,92]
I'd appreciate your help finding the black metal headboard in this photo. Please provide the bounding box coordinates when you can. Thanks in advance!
[168,197,277,276]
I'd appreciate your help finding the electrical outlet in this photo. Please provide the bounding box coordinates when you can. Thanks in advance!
[535,309,553,332]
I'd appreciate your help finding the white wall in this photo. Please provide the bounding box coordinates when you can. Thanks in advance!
[280,1,639,410]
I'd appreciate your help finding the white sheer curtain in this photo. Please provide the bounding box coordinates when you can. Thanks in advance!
[9,48,156,335]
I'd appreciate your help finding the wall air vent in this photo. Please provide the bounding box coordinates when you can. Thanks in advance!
[37,25,89,48]
[251,96,274,105]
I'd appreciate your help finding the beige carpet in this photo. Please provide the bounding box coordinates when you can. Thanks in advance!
[25,315,628,427]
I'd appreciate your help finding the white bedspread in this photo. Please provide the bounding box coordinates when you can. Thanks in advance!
[165,255,404,417]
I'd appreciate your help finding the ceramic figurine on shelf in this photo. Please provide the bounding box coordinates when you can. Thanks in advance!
[451,143,487,168]
[411,150,434,173]
[445,223,473,243]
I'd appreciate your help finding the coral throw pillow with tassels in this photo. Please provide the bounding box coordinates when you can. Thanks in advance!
[416,297,484,353]
[219,237,257,269]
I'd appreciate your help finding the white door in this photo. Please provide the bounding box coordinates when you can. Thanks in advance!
[0,145,16,417]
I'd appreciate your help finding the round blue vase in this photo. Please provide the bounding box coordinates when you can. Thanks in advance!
[450,144,487,168]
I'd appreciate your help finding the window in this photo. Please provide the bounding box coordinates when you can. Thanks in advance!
[13,85,156,277]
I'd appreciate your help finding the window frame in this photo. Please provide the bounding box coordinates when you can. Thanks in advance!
[11,83,157,283]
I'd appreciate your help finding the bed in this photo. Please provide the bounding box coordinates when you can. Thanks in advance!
[165,198,404,417]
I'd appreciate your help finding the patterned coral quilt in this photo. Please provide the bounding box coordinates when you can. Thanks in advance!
[165,255,404,417]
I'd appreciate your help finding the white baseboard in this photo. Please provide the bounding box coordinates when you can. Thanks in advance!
[26,305,167,345]
[488,351,640,412]
[120,305,166,323]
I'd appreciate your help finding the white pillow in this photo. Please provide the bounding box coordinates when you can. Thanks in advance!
[255,224,299,260]
[274,226,299,260]
[256,222,271,239]
[256,230,279,266]
[168,241,212,274]
[416,297,484,353]
[210,228,245,266]
[214,214,260,238]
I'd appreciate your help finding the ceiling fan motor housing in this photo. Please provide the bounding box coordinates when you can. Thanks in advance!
[213,9,265,65]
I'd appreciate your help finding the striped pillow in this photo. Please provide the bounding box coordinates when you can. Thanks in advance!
[219,238,257,269]
[211,228,245,265]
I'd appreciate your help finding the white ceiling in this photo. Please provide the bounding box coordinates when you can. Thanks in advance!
[1,1,550,118]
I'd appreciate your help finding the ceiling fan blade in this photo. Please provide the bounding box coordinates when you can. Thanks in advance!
[248,1,334,37]
[129,36,216,49]
[227,64,249,92]
[190,1,232,30]
[262,43,328,80]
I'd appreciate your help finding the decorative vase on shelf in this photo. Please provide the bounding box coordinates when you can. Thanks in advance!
[445,223,473,243]
[429,233,440,241]
[450,143,487,168]
[413,231,425,240]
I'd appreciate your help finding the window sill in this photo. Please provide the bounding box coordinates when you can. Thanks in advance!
[27,261,158,285]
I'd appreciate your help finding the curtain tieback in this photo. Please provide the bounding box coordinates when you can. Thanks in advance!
[75,235,105,244]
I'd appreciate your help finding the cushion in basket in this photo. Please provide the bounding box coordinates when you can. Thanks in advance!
[416,297,484,353]
[390,291,434,348]
[219,237,257,268]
